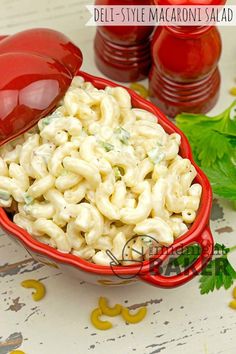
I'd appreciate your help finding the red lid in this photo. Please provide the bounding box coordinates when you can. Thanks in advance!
[0,28,83,146]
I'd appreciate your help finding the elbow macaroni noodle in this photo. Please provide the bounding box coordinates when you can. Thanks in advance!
[0,77,202,265]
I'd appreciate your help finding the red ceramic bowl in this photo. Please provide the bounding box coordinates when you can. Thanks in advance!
[0,71,213,288]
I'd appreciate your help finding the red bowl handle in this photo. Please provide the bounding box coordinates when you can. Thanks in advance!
[139,226,213,288]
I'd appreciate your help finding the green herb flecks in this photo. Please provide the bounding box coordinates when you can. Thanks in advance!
[100,141,114,152]
[23,194,34,205]
[115,127,130,145]
[0,190,11,201]
[147,147,165,164]
[114,166,122,180]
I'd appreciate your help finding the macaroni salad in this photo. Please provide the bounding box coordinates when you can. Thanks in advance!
[0,76,202,265]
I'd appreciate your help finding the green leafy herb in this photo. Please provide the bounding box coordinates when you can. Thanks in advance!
[199,243,236,295]
[203,153,236,201]
[169,243,236,295]
[176,101,236,202]
[214,243,229,255]
[171,244,201,267]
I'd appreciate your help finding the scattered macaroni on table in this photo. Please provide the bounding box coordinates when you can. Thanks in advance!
[0,76,202,265]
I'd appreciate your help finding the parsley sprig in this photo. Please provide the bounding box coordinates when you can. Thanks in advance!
[173,243,236,295]
[176,101,236,202]
[171,244,201,267]
[200,244,236,294]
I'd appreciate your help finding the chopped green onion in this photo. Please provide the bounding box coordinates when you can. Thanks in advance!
[115,127,130,145]
[23,194,34,205]
[114,166,122,180]
[148,148,165,164]
[100,141,114,152]
[0,190,10,201]
[40,110,61,128]
[23,205,31,215]
[41,115,58,128]
[41,117,52,127]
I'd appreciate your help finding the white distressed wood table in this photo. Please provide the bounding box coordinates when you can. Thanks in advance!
[0,1,236,353]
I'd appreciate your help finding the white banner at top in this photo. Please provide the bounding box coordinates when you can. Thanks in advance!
[86,5,236,26]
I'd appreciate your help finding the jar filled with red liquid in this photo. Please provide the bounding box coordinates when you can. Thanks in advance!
[149,0,226,118]
[94,0,154,82]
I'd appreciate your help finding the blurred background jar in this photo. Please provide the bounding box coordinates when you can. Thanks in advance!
[149,0,226,118]
[94,0,154,82]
